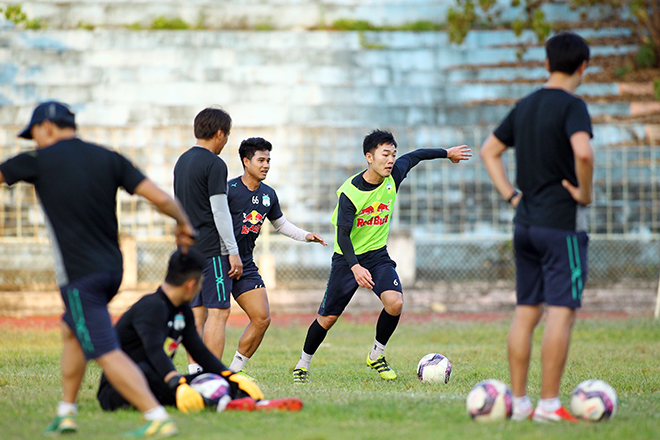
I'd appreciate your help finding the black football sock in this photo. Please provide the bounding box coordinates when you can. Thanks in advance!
[302,319,328,356]
[375,308,400,347]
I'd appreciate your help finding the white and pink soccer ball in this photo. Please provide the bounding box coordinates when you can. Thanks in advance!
[570,379,618,421]
[416,353,452,384]
[466,379,513,422]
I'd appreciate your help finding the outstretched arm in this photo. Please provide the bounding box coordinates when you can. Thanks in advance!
[479,134,521,207]
[392,146,471,188]
[134,179,196,249]
[270,215,327,246]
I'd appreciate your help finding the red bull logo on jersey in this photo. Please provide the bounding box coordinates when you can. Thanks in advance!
[356,200,391,228]
[242,210,264,234]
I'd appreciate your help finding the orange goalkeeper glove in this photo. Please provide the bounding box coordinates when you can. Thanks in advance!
[170,376,205,413]
[221,370,264,400]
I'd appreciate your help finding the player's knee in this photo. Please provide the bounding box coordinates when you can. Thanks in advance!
[252,313,271,331]
[317,315,338,329]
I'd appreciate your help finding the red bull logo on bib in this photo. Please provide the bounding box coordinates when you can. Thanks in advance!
[356,200,391,228]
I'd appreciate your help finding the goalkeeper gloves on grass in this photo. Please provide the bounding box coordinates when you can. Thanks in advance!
[168,376,205,413]
[221,370,264,400]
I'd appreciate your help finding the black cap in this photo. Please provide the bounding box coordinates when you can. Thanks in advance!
[18,101,76,139]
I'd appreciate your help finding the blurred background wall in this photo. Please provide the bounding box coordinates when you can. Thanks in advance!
[0,1,658,314]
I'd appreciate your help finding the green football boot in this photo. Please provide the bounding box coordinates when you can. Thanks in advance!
[292,367,309,384]
[366,354,397,380]
[44,414,78,436]
[122,419,178,438]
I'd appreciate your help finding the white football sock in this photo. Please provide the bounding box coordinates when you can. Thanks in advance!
[188,363,203,374]
[295,351,313,370]
[369,339,386,361]
[57,401,77,417]
[538,397,561,413]
[513,395,532,413]
[229,351,250,372]
[143,405,169,422]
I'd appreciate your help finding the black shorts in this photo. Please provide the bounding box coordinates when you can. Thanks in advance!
[60,271,123,360]
[191,255,234,309]
[232,260,265,299]
[514,223,588,308]
[318,250,402,317]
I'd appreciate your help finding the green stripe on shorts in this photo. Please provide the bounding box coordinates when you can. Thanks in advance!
[67,288,95,355]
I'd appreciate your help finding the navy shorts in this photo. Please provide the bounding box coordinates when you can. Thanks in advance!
[191,255,234,309]
[514,224,588,308]
[319,252,403,316]
[232,260,265,299]
[60,271,123,360]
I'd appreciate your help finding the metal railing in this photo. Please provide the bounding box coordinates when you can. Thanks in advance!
[1,124,658,290]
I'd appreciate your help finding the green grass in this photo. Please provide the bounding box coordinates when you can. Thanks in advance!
[1,316,659,439]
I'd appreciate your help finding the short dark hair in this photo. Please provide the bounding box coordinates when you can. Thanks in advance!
[164,248,206,286]
[239,137,272,167]
[545,31,590,75]
[363,130,397,156]
[194,107,232,140]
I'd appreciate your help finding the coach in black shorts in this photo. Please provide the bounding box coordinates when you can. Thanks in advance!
[174,108,242,367]
[0,101,196,437]
[222,137,326,375]
[481,32,594,422]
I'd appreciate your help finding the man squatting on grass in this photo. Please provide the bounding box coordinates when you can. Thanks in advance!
[0,101,196,437]
[173,108,243,370]
[97,248,302,413]
[480,31,594,422]
[293,130,472,383]
[215,137,326,375]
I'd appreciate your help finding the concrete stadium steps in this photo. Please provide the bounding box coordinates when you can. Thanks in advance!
[0,27,644,127]
[17,0,619,30]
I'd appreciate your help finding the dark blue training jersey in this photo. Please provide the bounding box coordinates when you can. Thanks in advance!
[227,176,283,264]
[0,138,146,285]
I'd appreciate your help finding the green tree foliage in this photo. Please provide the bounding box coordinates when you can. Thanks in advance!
[447,0,659,67]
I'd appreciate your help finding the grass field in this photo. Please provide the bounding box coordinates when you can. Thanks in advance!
[1,313,659,440]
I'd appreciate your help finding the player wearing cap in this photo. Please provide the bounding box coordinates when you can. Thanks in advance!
[174,108,242,369]
[215,137,326,376]
[480,32,593,422]
[0,101,196,437]
[292,130,471,383]
[97,248,301,413]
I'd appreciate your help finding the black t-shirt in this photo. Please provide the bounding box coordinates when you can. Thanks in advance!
[493,88,593,231]
[173,147,229,258]
[227,177,283,264]
[114,288,227,382]
[0,138,145,285]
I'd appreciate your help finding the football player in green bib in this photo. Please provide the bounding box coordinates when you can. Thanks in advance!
[292,130,471,383]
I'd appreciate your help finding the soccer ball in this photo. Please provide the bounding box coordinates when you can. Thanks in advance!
[416,353,452,384]
[466,379,513,422]
[189,373,232,412]
[570,379,618,421]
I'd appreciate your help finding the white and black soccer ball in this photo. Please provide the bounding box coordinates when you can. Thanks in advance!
[189,373,232,412]
[417,353,452,384]
[466,379,513,422]
[570,379,618,421]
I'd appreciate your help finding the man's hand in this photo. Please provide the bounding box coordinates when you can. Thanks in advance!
[170,376,205,414]
[351,264,374,289]
[446,145,472,163]
[221,371,264,400]
[228,254,243,279]
[562,179,592,206]
[175,222,196,253]
[305,233,327,246]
